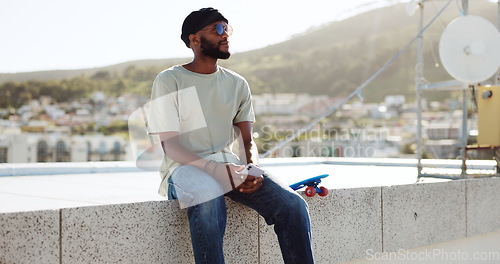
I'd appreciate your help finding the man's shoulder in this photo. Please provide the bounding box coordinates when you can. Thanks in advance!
[156,65,183,78]
[218,66,246,82]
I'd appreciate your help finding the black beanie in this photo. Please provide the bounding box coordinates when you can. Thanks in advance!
[181,7,228,48]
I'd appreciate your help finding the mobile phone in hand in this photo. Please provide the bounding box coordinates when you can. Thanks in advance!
[239,163,264,177]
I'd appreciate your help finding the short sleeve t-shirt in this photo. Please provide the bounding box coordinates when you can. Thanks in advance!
[147,65,255,197]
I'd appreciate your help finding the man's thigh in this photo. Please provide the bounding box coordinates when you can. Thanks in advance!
[169,165,225,208]
[226,174,307,224]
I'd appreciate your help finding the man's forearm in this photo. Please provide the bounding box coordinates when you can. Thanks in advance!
[161,138,207,171]
[234,121,258,165]
[240,141,255,164]
[161,136,246,191]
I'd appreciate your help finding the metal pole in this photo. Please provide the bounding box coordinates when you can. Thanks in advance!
[461,86,468,177]
[461,0,469,178]
[416,1,424,179]
[496,0,500,84]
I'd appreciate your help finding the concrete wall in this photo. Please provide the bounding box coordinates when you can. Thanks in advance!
[382,180,466,252]
[260,186,382,264]
[1,177,500,264]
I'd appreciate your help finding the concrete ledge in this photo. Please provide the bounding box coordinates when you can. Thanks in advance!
[61,199,259,264]
[382,180,466,252]
[0,210,60,264]
[260,186,382,263]
[1,158,496,177]
[466,177,500,236]
[310,186,382,263]
[61,201,191,263]
[1,177,500,263]
[0,161,145,177]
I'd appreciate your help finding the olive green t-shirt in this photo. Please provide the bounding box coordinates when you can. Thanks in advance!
[148,65,255,197]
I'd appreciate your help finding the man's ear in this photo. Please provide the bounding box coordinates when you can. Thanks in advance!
[189,34,199,47]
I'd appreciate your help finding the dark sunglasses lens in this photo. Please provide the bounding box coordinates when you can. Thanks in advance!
[216,24,224,35]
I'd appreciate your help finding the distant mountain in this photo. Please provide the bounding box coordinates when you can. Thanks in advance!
[0,58,186,83]
[1,2,496,102]
[221,2,496,102]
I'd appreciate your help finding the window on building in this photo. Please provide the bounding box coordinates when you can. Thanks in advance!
[37,141,49,162]
[99,141,107,161]
[56,140,69,162]
[0,148,7,163]
[87,142,92,161]
[112,141,121,161]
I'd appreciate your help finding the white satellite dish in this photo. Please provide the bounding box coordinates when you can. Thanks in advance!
[406,0,421,16]
[439,15,500,84]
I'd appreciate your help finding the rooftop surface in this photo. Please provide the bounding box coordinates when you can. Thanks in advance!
[0,158,497,213]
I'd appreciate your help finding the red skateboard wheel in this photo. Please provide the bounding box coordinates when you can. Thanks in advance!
[318,186,328,196]
[305,186,316,197]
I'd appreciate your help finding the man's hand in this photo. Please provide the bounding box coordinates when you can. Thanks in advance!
[237,174,264,194]
[210,162,263,194]
[210,163,245,192]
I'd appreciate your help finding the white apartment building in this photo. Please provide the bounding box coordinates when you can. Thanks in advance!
[253,93,334,116]
[0,132,129,163]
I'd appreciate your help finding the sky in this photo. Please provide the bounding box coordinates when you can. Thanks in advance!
[0,0,410,73]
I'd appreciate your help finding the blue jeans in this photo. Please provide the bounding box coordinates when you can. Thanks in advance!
[168,166,314,264]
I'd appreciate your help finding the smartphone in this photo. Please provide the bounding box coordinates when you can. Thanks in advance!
[239,163,264,177]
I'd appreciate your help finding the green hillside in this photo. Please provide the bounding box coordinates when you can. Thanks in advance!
[0,2,496,104]
[0,58,185,83]
[221,2,496,102]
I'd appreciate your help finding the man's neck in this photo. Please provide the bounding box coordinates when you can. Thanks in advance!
[183,56,218,74]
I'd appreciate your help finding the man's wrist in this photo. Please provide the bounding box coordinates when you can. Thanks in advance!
[203,159,214,173]
[211,162,219,177]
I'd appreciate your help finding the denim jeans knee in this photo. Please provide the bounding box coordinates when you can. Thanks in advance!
[168,165,225,209]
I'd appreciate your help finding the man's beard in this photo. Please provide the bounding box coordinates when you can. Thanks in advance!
[200,36,231,59]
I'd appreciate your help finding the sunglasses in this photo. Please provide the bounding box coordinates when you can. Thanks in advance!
[214,23,233,36]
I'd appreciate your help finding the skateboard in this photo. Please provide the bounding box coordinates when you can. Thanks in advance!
[289,174,329,197]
